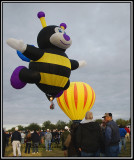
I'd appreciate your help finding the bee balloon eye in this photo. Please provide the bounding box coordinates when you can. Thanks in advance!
[58,29,62,33]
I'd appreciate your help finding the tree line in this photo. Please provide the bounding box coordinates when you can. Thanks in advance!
[6,118,130,132]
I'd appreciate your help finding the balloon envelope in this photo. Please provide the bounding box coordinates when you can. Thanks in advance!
[56,82,96,121]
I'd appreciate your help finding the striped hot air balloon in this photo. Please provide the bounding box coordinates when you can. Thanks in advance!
[56,82,96,121]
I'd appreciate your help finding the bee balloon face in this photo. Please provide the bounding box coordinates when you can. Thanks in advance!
[37,12,72,50]
[50,26,72,50]
[37,25,72,50]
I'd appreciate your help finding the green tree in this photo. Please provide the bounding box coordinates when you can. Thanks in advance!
[95,119,103,125]
[67,120,73,129]
[42,121,52,130]
[27,123,41,131]
[9,127,15,132]
[116,119,128,127]
[17,125,24,131]
[56,120,67,130]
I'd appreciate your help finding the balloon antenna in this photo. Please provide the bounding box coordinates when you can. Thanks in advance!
[37,11,47,28]
[60,23,67,30]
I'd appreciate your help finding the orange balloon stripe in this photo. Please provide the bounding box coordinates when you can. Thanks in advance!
[88,87,94,110]
[57,97,66,113]
[74,83,78,110]
[64,90,70,110]
[83,83,88,109]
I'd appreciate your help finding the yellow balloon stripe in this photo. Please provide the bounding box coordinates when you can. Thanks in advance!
[82,83,90,119]
[64,90,70,110]
[88,87,94,110]
[74,83,78,110]
[76,82,84,120]
[57,96,72,120]
[83,83,88,109]
[57,98,65,112]
[67,83,76,119]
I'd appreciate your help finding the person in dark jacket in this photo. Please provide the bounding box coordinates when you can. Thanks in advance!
[24,131,32,154]
[102,113,120,157]
[11,127,21,157]
[31,130,40,154]
[2,129,7,157]
[75,111,103,157]
[64,122,80,157]
[119,125,127,153]
[6,131,11,146]
[100,120,106,156]
[61,126,70,155]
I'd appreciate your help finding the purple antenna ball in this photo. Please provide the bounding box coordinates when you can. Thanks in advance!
[37,11,45,18]
[60,23,67,29]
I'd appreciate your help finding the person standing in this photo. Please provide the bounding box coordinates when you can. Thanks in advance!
[2,129,7,157]
[102,113,120,157]
[11,127,21,157]
[6,131,10,146]
[61,126,70,155]
[24,131,32,154]
[54,129,60,148]
[40,130,45,144]
[45,129,52,151]
[64,122,80,157]
[125,126,130,141]
[75,111,103,157]
[31,130,40,154]
[119,125,127,153]
[21,131,25,144]
[100,120,106,156]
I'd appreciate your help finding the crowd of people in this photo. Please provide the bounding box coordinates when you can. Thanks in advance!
[2,126,68,157]
[2,111,130,157]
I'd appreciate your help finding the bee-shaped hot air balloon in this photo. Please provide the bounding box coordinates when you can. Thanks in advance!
[57,82,96,121]
[7,11,86,107]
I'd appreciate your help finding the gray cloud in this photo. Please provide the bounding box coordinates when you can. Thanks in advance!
[2,2,131,129]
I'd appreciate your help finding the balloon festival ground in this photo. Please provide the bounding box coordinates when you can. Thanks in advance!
[4,139,131,157]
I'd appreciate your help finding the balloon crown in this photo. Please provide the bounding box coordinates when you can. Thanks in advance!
[37,11,67,30]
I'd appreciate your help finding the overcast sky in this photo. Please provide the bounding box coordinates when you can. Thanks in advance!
[2,2,131,130]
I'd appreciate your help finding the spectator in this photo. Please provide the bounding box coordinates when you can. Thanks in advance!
[61,126,70,153]
[40,130,45,144]
[21,131,25,144]
[2,129,7,157]
[102,113,120,157]
[59,130,63,143]
[24,131,32,154]
[75,111,103,157]
[37,131,41,145]
[64,122,80,157]
[25,130,29,137]
[119,125,127,153]
[51,129,56,145]
[54,129,60,147]
[125,126,130,140]
[100,120,106,156]
[6,131,11,146]
[45,129,52,151]
[11,127,21,157]
[31,130,40,154]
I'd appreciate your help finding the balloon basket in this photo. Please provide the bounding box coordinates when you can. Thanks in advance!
[72,120,82,123]
[50,101,55,110]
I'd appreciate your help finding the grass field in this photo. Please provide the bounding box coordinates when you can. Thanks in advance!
[4,139,131,158]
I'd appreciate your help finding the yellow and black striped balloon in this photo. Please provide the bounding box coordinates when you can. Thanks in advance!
[30,52,71,88]
[56,82,96,121]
